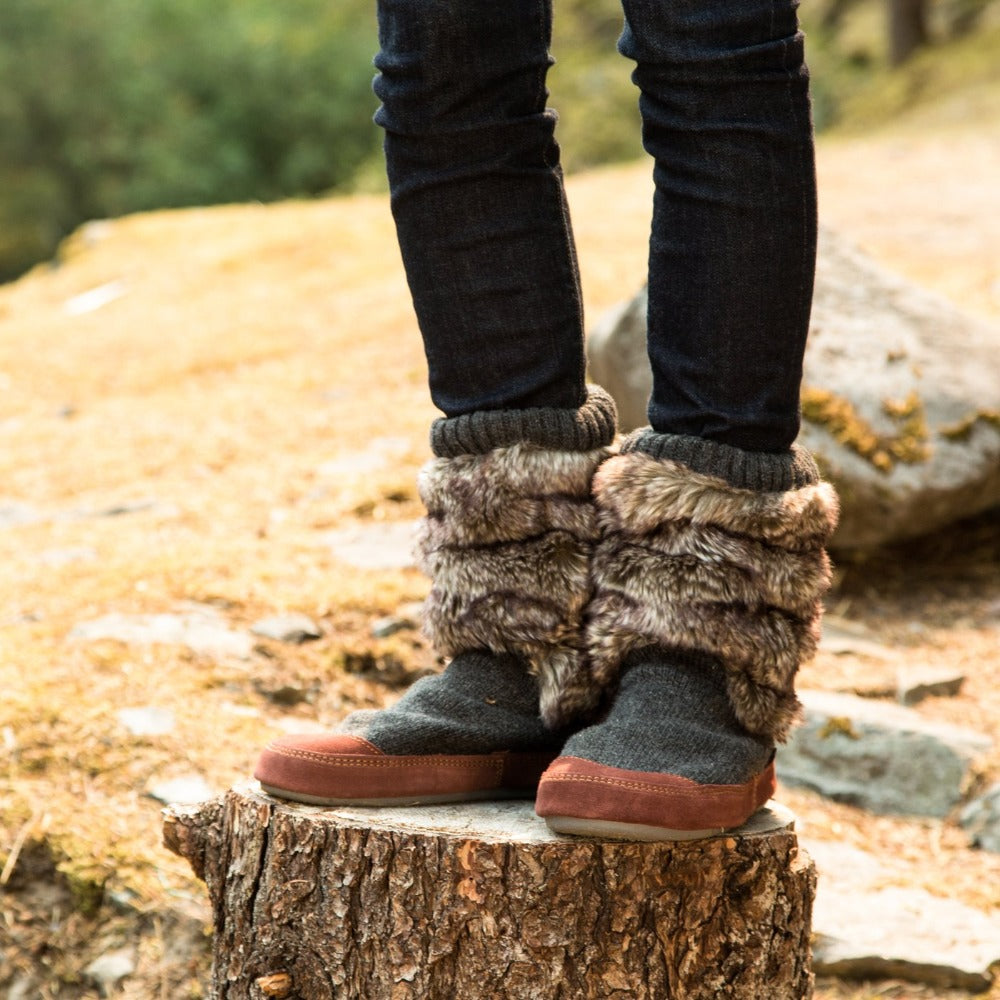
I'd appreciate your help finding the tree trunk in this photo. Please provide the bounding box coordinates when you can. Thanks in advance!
[164,782,817,1000]
[888,0,929,65]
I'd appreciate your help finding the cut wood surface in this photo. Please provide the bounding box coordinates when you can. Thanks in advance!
[163,782,816,1000]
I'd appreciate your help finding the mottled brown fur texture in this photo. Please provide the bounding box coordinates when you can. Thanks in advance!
[586,451,839,742]
[417,443,611,729]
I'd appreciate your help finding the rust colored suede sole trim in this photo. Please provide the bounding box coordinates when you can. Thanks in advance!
[253,733,558,807]
[535,756,776,841]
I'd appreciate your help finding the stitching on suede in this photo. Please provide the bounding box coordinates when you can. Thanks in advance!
[544,759,767,800]
[542,773,755,801]
[266,745,505,772]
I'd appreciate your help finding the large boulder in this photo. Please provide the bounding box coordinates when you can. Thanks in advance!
[587,227,1000,549]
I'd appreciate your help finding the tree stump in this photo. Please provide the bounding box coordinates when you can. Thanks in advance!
[163,781,816,1000]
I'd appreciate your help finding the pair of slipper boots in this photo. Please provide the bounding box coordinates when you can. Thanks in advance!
[255,392,838,841]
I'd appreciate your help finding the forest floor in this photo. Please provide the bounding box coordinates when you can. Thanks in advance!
[1,98,999,997]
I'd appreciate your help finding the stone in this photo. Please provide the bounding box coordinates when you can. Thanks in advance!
[323,521,419,571]
[896,665,966,705]
[117,706,176,737]
[317,436,412,479]
[776,690,991,817]
[63,280,127,317]
[806,839,1000,991]
[0,501,42,528]
[960,783,1000,853]
[6,975,35,1000]
[587,227,1000,549]
[370,614,417,639]
[250,613,322,644]
[35,546,98,567]
[148,775,215,806]
[71,607,254,659]
[820,617,896,660]
[254,681,317,708]
[83,949,136,996]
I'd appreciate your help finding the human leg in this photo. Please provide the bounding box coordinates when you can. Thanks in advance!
[535,0,836,839]
[374,0,588,416]
[625,0,818,453]
[255,0,620,806]
[255,397,616,806]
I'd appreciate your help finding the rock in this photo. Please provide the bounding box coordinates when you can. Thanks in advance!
[896,665,966,705]
[250,613,322,644]
[820,617,896,660]
[117,706,176,737]
[323,521,419,571]
[6,974,35,1000]
[587,227,1000,549]
[71,606,254,659]
[83,949,136,996]
[776,690,991,817]
[63,279,127,317]
[370,614,417,639]
[35,546,99,566]
[960,783,1000,853]
[254,680,317,707]
[806,839,1000,991]
[148,775,215,805]
[0,501,43,528]
[317,436,412,478]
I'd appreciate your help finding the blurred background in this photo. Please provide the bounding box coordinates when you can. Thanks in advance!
[2,0,998,284]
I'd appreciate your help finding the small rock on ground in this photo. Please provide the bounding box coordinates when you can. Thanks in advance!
[896,666,966,705]
[117,706,176,737]
[250,613,322,644]
[370,614,417,639]
[71,607,254,659]
[777,689,991,817]
[323,521,419,571]
[960,783,1000,853]
[0,501,43,528]
[806,839,1000,992]
[84,949,136,996]
[148,775,215,806]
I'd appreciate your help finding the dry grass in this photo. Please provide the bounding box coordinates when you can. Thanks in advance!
[0,123,998,996]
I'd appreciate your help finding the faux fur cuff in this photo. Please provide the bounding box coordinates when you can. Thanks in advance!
[588,451,839,742]
[417,443,612,729]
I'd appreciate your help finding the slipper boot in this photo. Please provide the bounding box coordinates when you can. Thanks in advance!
[255,651,563,806]
[256,732,558,807]
[535,754,776,841]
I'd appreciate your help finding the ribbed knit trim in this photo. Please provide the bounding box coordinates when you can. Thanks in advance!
[430,385,618,458]
[622,429,819,492]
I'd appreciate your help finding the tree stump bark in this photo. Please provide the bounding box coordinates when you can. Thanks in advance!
[163,781,816,1000]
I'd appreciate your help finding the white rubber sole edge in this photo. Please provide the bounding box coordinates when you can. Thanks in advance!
[544,815,727,842]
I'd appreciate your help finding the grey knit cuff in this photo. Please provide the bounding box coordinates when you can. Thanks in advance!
[622,429,820,492]
[430,385,618,458]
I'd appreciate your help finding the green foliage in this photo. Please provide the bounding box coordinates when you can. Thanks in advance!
[4,0,997,282]
[802,0,1000,131]
[550,0,643,172]
[0,0,381,281]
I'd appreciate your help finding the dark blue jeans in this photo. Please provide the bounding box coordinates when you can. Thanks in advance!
[374,0,816,453]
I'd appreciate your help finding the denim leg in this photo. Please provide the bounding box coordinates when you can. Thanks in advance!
[620,0,818,453]
[374,0,587,417]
